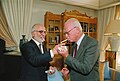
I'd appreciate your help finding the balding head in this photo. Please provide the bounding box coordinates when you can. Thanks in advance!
[64,18,82,32]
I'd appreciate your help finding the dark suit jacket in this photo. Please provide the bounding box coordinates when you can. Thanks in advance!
[0,38,5,55]
[0,39,5,78]
[66,35,100,81]
[20,39,52,81]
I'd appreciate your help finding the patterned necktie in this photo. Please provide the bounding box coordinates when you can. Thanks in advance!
[39,43,44,54]
[74,43,77,58]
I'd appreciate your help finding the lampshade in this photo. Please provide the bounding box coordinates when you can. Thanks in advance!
[104,20,120,36]
[104,20,120,51]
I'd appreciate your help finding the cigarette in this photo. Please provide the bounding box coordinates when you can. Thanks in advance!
[60,39,68,43]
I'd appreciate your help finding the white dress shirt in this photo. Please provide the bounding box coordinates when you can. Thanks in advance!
[32,38,54,58]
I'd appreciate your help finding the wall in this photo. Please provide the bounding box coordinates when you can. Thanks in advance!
[31,0,98,26]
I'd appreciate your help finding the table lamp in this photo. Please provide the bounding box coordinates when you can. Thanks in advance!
[104,20,120,51]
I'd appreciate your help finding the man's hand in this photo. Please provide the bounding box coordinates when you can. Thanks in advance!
[52,43,66,55]
[57,45,68,58]
[61,67,69,77]
[52,44,59,54]
[46,66,55,75]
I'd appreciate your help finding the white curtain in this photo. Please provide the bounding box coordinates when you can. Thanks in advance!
[1,0,33,49]
[98,7,115,81]
[0,2,16,47]
[98,7,115,62]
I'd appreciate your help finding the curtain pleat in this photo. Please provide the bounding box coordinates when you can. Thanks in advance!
[1,0,33,50]
[98,7,115,62]
[115,5,120,20]
[0,2,16,47]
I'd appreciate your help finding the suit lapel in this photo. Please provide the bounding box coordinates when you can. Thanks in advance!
[72,43,76,56]
[30,39,42,53]
[76,35,88,59]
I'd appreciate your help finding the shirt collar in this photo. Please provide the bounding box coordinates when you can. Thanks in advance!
[76,33,85,47]
[32,38,42,47]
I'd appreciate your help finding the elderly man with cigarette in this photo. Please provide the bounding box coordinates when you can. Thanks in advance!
[57,18,100,81]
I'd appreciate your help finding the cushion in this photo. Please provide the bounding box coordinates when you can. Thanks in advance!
[104,61,111,80]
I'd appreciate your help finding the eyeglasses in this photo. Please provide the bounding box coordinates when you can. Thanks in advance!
[34,30,46,34]
[64,27,77,35]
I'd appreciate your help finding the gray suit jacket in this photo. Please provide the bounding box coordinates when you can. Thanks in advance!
[65,35,100,81]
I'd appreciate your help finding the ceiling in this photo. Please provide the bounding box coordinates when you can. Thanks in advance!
[43,0,120,10]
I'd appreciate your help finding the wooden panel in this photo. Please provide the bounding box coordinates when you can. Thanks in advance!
[105,51,116,68]
[105,50,117,81]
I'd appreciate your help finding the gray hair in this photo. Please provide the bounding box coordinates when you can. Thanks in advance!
[31,24,44,32]
[31,24,37,32]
